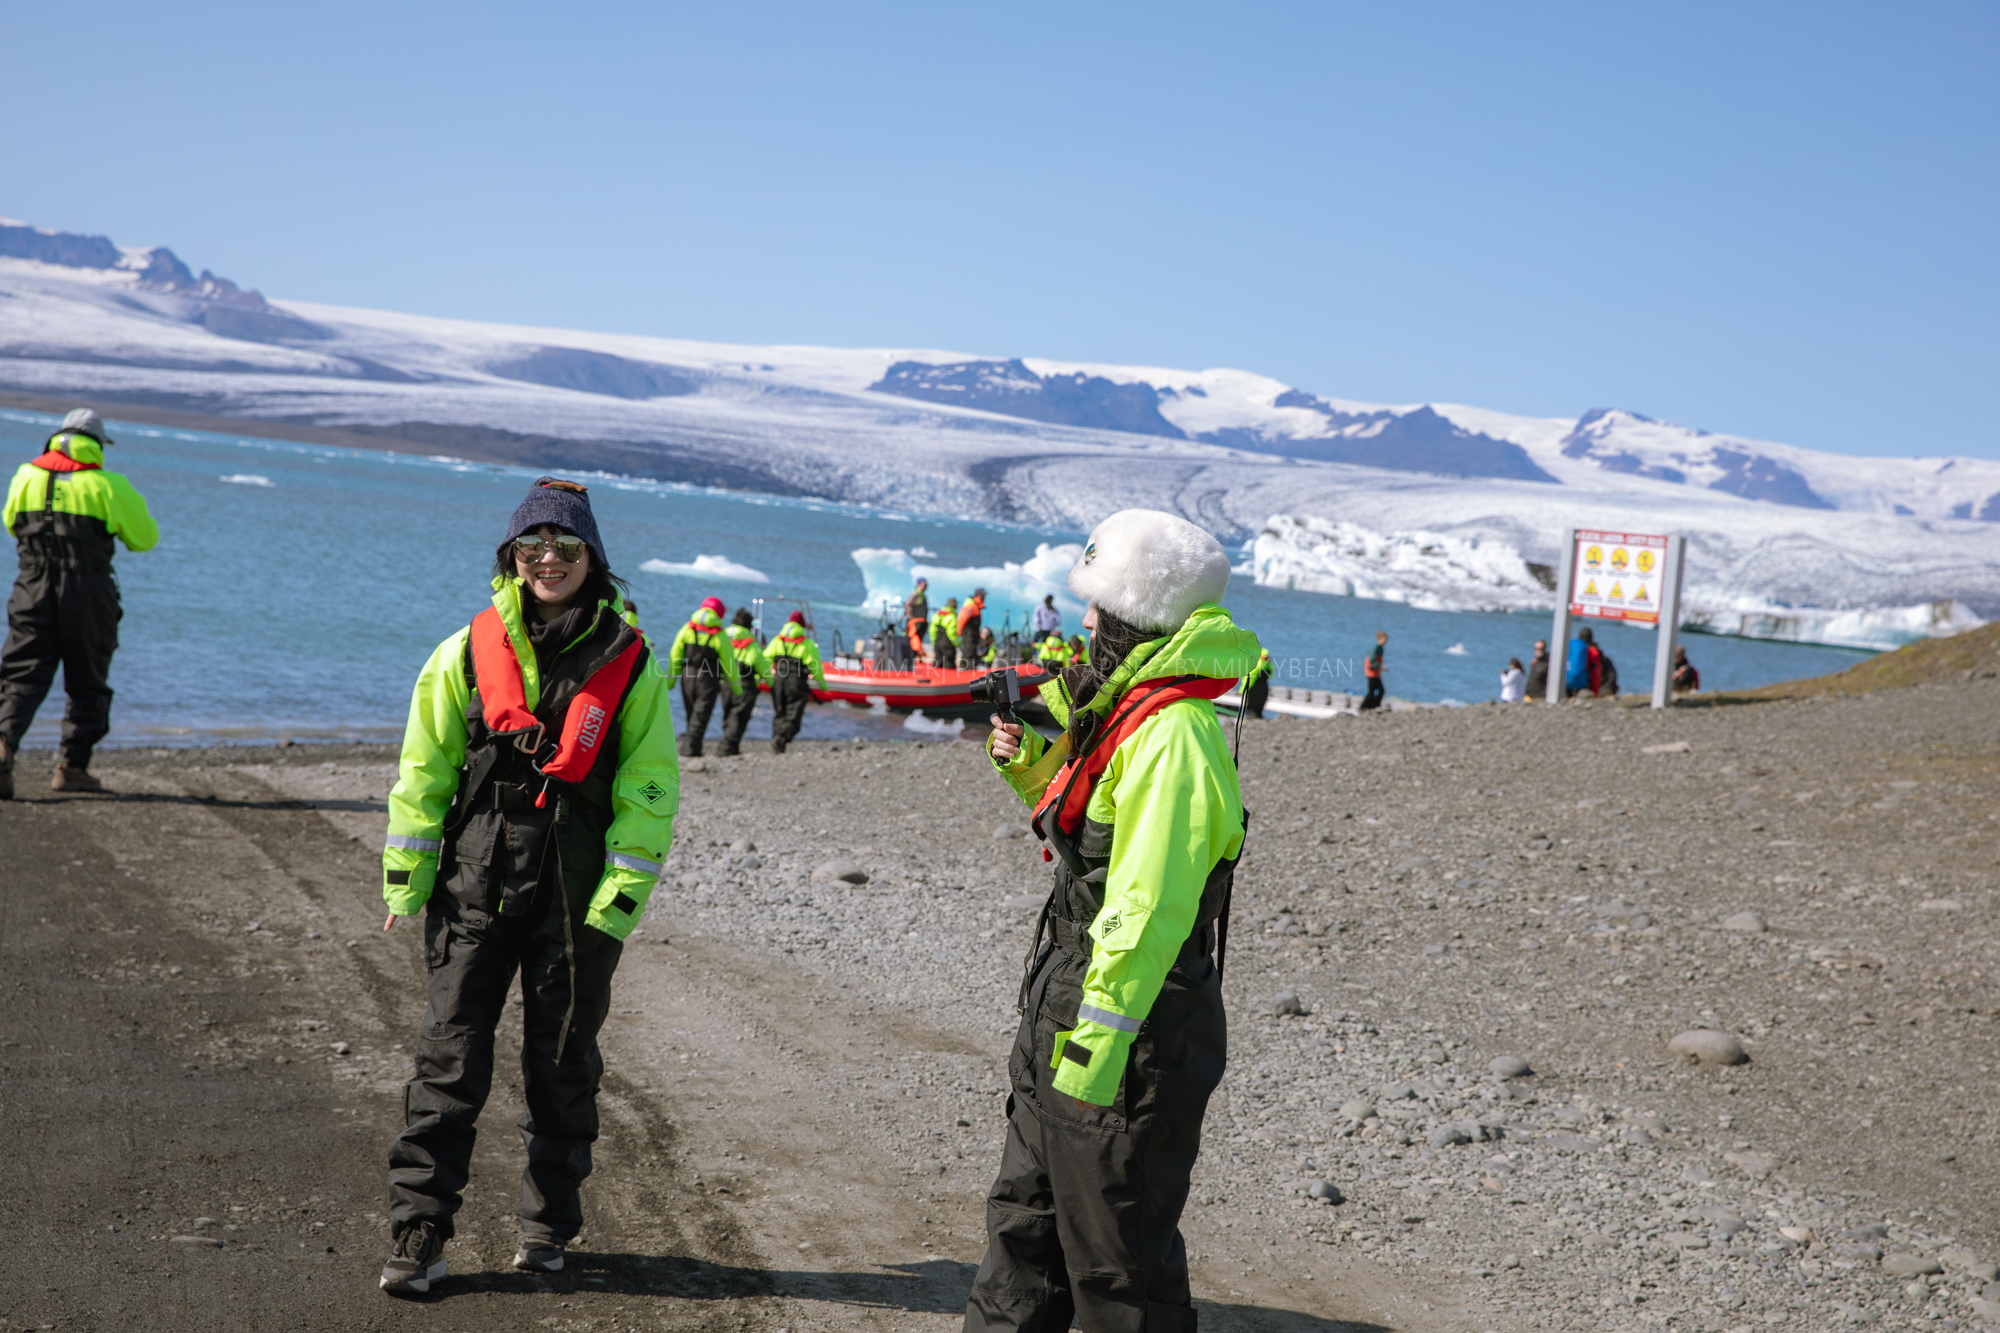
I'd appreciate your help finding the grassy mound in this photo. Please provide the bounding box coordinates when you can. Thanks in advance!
[1719,619,2000,701]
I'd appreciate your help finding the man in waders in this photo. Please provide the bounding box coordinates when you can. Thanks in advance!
[765,610,824,753]
[972,508,1259,1333]
[0,409,158,798]
[666,595,740,756]
[718,607,769,756]
[905,577,931,661]
[378,477,677,1294]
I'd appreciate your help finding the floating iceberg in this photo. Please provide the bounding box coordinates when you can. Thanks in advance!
[220,474,274,487]
[1249,515,1552,613]
[639,554,771,584]
[1249,513,1985,652]
[852,543,1086,631]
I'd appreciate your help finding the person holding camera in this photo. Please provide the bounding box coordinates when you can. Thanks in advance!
[968,508,1260,1333]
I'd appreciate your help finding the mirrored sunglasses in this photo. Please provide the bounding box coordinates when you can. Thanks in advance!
[512,535,588,563]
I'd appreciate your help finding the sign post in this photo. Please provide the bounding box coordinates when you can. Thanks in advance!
[1648,535,1686,710]
[1545,528,1575,705]
[1552,527,1678,706]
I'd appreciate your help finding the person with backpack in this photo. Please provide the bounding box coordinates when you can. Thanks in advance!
[1359,630,1387,711]
[971,509,1259,1333]
[956,588,987,669]
[1565,626,1604,698]
[0,409,158,797]
[928,598,960,669]
[376,476,678,1295]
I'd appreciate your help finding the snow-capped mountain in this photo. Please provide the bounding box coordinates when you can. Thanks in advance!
[3,217,1997,642]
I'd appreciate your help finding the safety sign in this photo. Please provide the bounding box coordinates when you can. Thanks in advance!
[1570,530,1667,625]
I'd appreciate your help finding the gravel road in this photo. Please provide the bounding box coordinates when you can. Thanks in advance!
[2,677,1995,1332]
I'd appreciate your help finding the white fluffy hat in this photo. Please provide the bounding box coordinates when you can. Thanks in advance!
[1068,509,1230,632]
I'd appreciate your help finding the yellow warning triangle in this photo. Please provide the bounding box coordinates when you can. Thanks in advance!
[1634,583,1650,602]
[1583,580,1598,596]
[1610,582,1624,599]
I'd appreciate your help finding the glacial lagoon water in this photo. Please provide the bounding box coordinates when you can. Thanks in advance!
[0,410,1870,749]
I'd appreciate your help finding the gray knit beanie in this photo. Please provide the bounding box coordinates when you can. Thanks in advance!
[502,477,608,568]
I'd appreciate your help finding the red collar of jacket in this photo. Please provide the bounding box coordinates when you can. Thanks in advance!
[31,451,100,473]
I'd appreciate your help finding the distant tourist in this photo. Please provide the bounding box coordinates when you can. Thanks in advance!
[1360,631,1387,711]
[666,595,743,756]
[718,607,769,756]
[377,475,677,1294]
[766,610,826,752]
[1672,645,1700,693]
[1241,645,1273,718]
[956,587,987,669]
[1499,657,1527,703]
[1598,649,1620,697]
[1565,626,1603,698]
[1032,594,1061,643]
[0,408,158,798]
[929,597,960,668]
[1524,638,1550,700]
[904,577,930,658]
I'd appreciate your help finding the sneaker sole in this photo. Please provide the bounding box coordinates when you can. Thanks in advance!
[513,1252,564,1273]
[380,1259,446,1294]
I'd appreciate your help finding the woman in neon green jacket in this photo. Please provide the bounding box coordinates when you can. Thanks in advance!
[376,477,679,1296]
[967,509,1260,1333]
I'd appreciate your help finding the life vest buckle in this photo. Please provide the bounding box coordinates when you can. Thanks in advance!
[512,722,546,755]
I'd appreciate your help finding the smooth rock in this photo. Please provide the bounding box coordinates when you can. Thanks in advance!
[1667,1232,1710,1250]
[1722,1149,1777,1178]
[1622,1126,1655,1145]
[1421,943,1446,957]
[192,1217,217,1227]
[1488,1054,1533,1079]
[991,824,1024,839]
[1720,911,1767,933]
[1338,1100,1375,1122]
[1668,1030,1748,1065]
[815,861,870,884]
[1544,1131,1597,1153]
[1271,991,1307,1017]
[1881,1253,1942,1277]
[1380,1083,1417,1100]
[172,1235,223,1247]
[1841,1223,1890,1241]
[1918,898,1964,912]
[729,838,756,853]
[332,1041,351,1056]
[1642,740,1692,754]
[1831,1243,1882,1263]
[1969,1262,2000,1284]
[1419,1046,1447,1064]
[1969,1296,2000,1322]
[1307,1179,1344,1204]
[1779,1226,1815,1244]
[1427,1123,1474,1148]
[1940,1247,1981,1271]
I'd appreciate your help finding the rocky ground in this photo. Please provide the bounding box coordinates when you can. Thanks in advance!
[2,677,1996,1332]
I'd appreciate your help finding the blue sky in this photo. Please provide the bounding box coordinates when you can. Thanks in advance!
[4,2,1995,459]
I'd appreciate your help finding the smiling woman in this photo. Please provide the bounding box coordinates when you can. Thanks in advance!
[374,473,680,1295]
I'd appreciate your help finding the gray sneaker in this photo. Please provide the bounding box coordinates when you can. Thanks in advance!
[380,1221,446,1295]
[513,1240,565,1273]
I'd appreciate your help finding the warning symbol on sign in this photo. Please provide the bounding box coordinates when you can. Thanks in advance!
[1611,548,1630,571]
[1610,582,1624,599]
[1583,580,1599,597]
[1585,546,1603,568]
[1634,583,1650,603]
[1637,549,1655,574]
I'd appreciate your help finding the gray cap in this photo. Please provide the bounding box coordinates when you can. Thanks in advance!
[57,408,113,445]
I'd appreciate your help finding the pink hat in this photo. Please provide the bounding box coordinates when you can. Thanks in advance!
[700,596,726,615]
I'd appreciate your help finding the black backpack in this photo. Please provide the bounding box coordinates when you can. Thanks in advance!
[1599,651,1619,696]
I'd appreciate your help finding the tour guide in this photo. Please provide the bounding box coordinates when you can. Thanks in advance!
[971,508,1259,1333]
[0,409,158,798]
[376,477,678,1295]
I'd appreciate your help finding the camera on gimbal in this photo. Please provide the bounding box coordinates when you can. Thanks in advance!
[969,667,1022,722]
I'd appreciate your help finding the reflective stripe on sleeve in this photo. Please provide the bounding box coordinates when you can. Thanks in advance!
[1077,1003,1141,1034]
[606,852,663,875]
[384,834,442,852]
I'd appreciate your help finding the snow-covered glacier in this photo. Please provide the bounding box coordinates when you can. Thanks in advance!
[4,216,1999,646]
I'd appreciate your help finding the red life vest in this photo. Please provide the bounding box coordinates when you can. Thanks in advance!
[1032,675,1236,841]
[30,451,100,473]
[468,606,643,785]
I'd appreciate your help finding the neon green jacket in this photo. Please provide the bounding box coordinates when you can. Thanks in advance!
[380,575,681,941]
[4,435,159,551]
[767,620,827,687]
[727,625,771,685]
[1242,647,1273,689]
[666,607,742,695]
[989,603,1259,1104]
[930,607,960,648]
